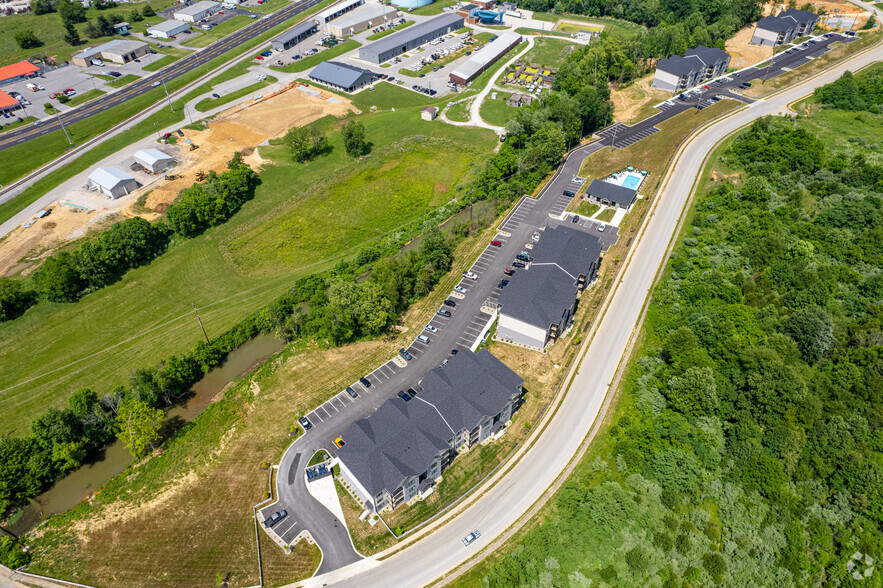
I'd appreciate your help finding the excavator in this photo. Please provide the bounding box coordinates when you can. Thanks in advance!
[164,173,180,181]
[194,170,206,182]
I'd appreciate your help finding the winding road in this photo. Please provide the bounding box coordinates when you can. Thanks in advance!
[288,28,883,588]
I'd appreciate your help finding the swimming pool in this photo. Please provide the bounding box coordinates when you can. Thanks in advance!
[622,174,642,190]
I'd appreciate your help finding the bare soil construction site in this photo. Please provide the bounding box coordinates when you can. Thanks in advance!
[0,84,351,278]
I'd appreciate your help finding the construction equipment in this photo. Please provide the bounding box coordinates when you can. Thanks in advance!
[189,143,199,151]
[194,170,206,182]
[164,174,180,181]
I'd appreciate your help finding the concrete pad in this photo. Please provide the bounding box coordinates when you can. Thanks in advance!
[609,207,627,227]
[306,474,346,526]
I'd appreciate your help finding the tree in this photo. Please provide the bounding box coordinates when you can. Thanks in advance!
[96,14,114,36]
[32,0,55,14]
[129,8,144,21]
[284,126,328,162]
[341,120,370,157]
[227,151,243,169]
[56,0,86,23]
[116,395,164,459]
[141,3,155,17]
[63,22,81,46]
[84,20,101,38]
[14,30,42,49]
[784,306,834,363]
[665,366,718,416]
[0,278,35,321]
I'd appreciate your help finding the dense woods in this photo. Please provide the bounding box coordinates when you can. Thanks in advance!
[473,78,882,586]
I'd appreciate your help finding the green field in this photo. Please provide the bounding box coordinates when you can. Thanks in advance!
[365,20,414,41]
[0,108,496,435]
[531,11,644,34]
[180,16,252,48]
[141,48,193,72]
[522,36,577,68]
[479,93,514,126]
[447,101,470,122]
[0,115,38,132]
[193,76,277,112]
[0,0,174,68]
[270,39,362,73]
[65,88,106,107]
[411,0,457,16]
[106,73,141,88]
[514,27,573,38]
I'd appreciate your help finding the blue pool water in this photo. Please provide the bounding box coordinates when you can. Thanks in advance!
[622,174,641,190]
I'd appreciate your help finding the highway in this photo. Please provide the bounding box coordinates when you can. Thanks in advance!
[0,0,325,152]
[290,30,883,588]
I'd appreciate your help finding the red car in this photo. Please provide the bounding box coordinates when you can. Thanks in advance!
[491,240,501,247]
[703,84,710,90]
[162,132,172,139]
[256,56,264,60]
[504,268,514,276]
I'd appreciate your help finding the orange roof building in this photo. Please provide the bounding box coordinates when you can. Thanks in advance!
[0,91,22,113]
[0,61,39,85]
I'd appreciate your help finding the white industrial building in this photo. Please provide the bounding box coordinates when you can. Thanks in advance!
[326,5,399,37]
[449,31,522,86]
[316,0,364,23]
[174,1,222,22]
[87,167,138,199]
[72,39,149,67]
[133,148,175,173]
[147,20,191,39]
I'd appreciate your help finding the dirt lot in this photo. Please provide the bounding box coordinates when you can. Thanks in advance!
[726,25,774,69]
[144,84,351,212]
[609,75,670,123]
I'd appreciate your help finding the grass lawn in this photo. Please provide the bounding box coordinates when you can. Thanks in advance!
[743,32,882,97]
[241,0,291,14]
[595,207,615,222]
[270,39,361,73]
[0,108,496,435]
[570,200,599,216]
[514,27,572,38]
[366,20,414,41]
[0,0,175,68]
[531,11,644,34]
[141,48,193,72]
[479,93,515,126]
[106,73,141,88]
[474,32,495,43]
[65,88,106,107]
[332,81,446,111]
[447,101,470,122]
[0,116,38,133]
[521,37,577,68]
[193,76,277,112]
[411,0,457,16]
[336,480,397,555]
[180,16,252,48]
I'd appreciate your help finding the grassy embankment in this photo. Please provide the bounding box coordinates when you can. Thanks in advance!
[365,20,414,41]
[193,75,278,112]
[0,109,496,435]
[531,11,644,35]
[64,88,105,107]
[105,73,140,88]
[141,48,193,72]
[479,92,513,126]
[179,16,252,49]
[522,36,577,67]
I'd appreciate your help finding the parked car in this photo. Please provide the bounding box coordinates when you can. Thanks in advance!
[359,376,372,388]
[436,308,452,317]
[572,215,579,223]
[491,240,502,247]
[263,509,288,528]
[299,416,312,430]
[504,268,514,276]
[334,437,345,448]
[212,92,221,99]
[425,325,438,333]
[512,261,525,268]
[451,349,458,355]
[398,390,411,402]
[399,347,413,361]
[498,279,510,288]
[407,388,418,398]
[598,223,606,232]
[462,530,481,546]
[345,386,358,398]
[454,285,467,294]
[463,271,477,280]
[443,299,456,308]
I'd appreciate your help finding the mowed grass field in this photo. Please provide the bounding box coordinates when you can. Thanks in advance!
[0,108,496,436]
[521,36,578,68]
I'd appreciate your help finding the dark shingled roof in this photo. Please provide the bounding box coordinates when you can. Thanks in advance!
[779,8,819,25]
[498,225,602,331]
[756,14,798,33]
[586,179,637,207]
[309,60,377,90]
[656,54,703,77]
[336,350,523,498]
[684,44,730,67]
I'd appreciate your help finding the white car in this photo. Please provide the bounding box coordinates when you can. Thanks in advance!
[598,223,606,232]
[454,285,468,294]
[425,325,438,333]
[151,81,161,87]
[462,530,481,546]
[462,271,477,280]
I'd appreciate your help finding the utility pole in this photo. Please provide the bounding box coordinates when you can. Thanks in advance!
[159,68,174,112]
[51,104,72,145]
[192,302,210,344]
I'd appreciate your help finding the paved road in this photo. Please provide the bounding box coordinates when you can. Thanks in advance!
[281,29,883,588]
[0,0,325,153]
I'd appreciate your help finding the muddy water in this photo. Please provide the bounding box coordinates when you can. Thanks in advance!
[7,332,284,537]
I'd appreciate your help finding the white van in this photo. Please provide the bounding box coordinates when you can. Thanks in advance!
[416,334,430,344]
[90,58,104,66]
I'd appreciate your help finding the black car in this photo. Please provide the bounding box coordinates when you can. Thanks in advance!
[516,254,530,262]
[443,299,456,308]
[399,348,413,361]
[398,390,411,402]
[263,509,288,528]
[513,261,525,268]
[345,386,358,398]
[451,349,458,356]
[563,189,576,197]
[299,416,312,430]
[407,387,418,397]
[572,215,579,223]
[212,92,221,99]
[437,308,452,317]
[359,376,372,388]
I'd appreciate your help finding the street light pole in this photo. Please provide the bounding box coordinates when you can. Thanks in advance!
[52,104,72,145]
[159,68,174,112]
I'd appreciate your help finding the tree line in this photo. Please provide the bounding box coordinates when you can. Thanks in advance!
[478,111,882,585]
[814,68,883,113]
[16,0,156,49]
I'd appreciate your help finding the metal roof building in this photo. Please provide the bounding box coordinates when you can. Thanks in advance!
[87,166,138,199]
[449,31,522,86]
[308,60,378,92]
[147,20,191,39]
[326,4,399,37]
[72,40,149,66]
[316,0,364,23]
[173,1,222,22]
[271,21,319,51]
[358,12,464,64]
[133,148,175,173]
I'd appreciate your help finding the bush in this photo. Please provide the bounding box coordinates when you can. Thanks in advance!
[14,30,42,49]
[0,536,30,569]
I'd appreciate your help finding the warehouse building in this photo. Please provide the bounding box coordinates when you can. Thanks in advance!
[327,5,399,37]
[497,225,602,350]
[87,167,138,199]
[173,1,222,22]
[72,40,150,67]
[358,13,464,64]
[652,44,730,93]
[271,21,319,51]
[0,61,40,86]
[133,148,175,173]
[316,0,364,23]
[449,31,521,86]
[309,61,378,92]
[147,20,191,39]
[0,91,22,115]
[751,9,818,46]
[336,350,524,513]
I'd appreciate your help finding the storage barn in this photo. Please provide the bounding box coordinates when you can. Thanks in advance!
[327,5,399,37]
[358,13,464,64]
[449,31,521,85]
[308,61,378,92]
[271,21,319,51]
[173,1,222,23]
[147,20,191,39]
[87,167,138,199]
[316,0,364,23]
[72,40,149,66]
[133,149,175,173]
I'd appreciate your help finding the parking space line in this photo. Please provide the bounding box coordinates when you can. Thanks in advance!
[311,411,324,423]
[321,406,332,418]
